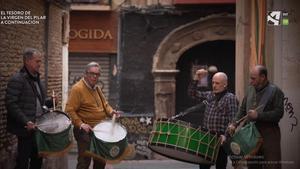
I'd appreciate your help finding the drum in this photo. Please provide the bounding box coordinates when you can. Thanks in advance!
[148,118,221,164]
[226,122,263,161]
[85,119,130,163]
[35,110,72,157]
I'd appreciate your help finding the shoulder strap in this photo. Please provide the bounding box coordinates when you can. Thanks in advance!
[246,84,275,113]
[246,86,256,112]
[256,84,275,113]
[23,75,44,107]
[96,86,110,117]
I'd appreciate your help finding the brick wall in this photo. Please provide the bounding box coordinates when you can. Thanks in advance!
[46,3,64,108]
[0,0,68,168]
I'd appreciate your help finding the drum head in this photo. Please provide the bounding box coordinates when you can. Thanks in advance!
[36,111,71,134]
[93,120,127,143]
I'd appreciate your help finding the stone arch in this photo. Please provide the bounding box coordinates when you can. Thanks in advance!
[152,14,235,118]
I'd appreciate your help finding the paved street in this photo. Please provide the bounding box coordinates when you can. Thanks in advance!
[68,152,235,169]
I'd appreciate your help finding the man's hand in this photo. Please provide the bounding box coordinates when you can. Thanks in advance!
[247,109,258,120]
[220,135,226,145]
[80,123,92,133]
[193,69,208,81]
[25,121,36,130]
[227,123,237,136]
[111,110,121,118]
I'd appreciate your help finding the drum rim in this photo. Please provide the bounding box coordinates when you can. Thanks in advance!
[148,143,215,165]
[93,120,127,142]
[36,110,70,120]
[92,133,127,144]
[155,118,219,135]
[37,123,72,135]
[36,110,71,134]
[148,142,217,160]
[93,119,128,134]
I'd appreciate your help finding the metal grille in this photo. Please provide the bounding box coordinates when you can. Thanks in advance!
[68,53,110,98]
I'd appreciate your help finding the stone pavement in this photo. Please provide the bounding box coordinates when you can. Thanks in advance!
[68,152,235,169]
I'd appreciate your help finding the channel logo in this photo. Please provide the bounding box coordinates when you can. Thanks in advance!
[267,11,289,26]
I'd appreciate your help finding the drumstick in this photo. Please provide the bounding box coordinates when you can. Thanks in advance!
[254,104,264,112]
[236,114,248,125]
[236,104,264,125]
[111,114,116,135]
[52,90,56,111]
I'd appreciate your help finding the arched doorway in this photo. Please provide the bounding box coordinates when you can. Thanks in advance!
[176,40,235,125]
[152,14,235,118]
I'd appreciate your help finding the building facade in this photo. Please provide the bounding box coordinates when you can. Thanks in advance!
[0,0,70,168]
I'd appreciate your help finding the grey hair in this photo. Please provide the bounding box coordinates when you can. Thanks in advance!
[85,61,101,73]
[23,48,40,62]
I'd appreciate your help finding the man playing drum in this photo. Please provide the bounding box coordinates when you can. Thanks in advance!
[228,65,284,169]
[65,62,119,169]
[6,48,55,169]
[188,70,238,169]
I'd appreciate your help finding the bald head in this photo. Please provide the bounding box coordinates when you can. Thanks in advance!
[212,72,228,93]
[250,65,268,89]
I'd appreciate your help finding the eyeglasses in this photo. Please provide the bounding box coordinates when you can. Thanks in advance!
[87,72,100,77]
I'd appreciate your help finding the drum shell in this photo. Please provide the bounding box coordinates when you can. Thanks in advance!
[35,111,72,156]
[87,120,128,161]
[225,122,263,160]
[89,132,128,160]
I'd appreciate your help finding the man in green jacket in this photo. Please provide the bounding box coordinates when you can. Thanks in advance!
[229,65,284,169]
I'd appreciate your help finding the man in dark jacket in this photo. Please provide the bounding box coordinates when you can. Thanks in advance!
[5,48,52,169]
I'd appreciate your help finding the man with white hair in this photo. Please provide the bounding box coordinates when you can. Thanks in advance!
[65,62,119,169]
[188,70,238,169]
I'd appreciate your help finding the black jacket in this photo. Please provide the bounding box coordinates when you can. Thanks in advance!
[5,67,51,136]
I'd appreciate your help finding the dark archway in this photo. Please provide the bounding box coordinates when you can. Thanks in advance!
[152,15,235,118]
[175,40,235,125]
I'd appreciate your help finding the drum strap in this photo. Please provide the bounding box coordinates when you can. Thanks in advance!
[96,86,111,117]
[24,75,45,116]
[246,84,275,114]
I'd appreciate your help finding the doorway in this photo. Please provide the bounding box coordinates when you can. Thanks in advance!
[176,40,235,125]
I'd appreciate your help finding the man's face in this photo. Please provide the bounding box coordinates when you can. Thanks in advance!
[212,75,226,94]
[25,53,42,74]
[250,68,264,89]
[85,66,100,87]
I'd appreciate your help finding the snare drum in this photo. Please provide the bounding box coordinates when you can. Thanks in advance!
[35,110,72,157]
[85,120,131,163]
[226,122,263,161]
[148,118,221,164]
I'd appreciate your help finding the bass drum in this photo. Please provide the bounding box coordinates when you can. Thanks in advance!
[148,118,221,164]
